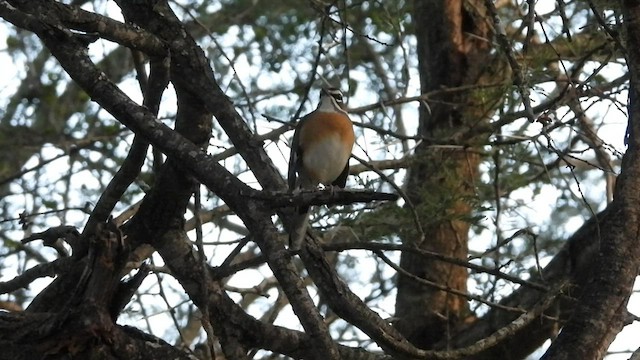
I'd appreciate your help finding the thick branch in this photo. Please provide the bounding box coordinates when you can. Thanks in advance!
[54,1,167,56]
[540,3,640,359]
[114,0,285,192]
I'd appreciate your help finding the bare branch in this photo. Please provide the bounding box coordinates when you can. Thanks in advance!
[0,257,74,295]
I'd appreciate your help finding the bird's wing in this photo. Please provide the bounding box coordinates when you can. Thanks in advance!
[288,115,306,190]
[332,161,350,188]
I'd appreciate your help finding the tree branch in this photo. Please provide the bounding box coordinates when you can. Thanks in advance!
[0,257,75,295]
[540,3,640,358]
[251,189,398,209]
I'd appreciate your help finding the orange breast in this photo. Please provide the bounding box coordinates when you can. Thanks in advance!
[298,111,355,185]
[299,112,354,152]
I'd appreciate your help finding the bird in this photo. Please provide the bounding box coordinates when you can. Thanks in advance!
[288,87,355,250]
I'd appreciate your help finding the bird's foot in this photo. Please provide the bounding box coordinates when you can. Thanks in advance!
[325,184,342,196]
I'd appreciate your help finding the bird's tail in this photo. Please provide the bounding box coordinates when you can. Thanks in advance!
[289,205,310,251]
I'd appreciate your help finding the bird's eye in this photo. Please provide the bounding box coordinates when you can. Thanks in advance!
[322,88,344,103]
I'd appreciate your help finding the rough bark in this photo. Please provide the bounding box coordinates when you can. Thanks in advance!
[395,0,493,348]
[539,1,640,358]
[0,222,193,360]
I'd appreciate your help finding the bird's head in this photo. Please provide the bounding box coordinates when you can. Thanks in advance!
[318,87,346,112]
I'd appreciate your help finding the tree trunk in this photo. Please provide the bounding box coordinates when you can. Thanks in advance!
[395,0,493,348]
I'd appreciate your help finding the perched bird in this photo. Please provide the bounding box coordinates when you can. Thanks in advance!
[288,87,355,250]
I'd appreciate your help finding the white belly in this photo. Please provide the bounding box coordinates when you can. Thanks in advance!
[302,135,351,186]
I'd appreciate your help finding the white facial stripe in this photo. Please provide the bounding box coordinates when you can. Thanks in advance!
[317,94,348,115]
[327,90,343,102]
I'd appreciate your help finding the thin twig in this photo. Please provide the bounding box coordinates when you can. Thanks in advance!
[325,241,548,292]
[375,250,548,315]
[193,185,216,358]
[484,0,535,122]
[350,153,425,242]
